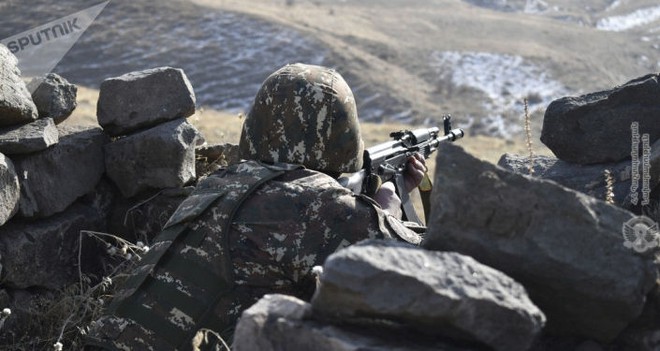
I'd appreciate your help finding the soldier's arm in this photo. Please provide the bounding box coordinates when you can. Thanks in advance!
[371,154,427,219]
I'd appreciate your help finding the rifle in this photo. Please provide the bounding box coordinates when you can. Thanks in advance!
[338,115,464,226]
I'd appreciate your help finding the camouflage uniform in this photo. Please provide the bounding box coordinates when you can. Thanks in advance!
[85,63,421,350]
[85,160,421,350]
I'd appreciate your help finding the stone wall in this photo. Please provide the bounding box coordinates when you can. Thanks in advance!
[0,46,231,347]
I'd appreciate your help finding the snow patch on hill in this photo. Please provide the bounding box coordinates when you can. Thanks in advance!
[597,5,660,32]
[430,51,567,136]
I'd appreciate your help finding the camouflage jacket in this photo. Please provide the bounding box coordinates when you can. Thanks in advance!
[85,160,421,350]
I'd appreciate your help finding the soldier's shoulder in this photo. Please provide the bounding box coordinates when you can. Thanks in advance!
[278,167,344,190]
[202,160,348,195]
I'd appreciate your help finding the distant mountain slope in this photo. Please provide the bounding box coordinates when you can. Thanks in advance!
[2,0,658,138]
[193,0,660,137]
[0,0,330,112]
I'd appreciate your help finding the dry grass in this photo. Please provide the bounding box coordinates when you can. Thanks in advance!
[604,169,615,205]
[0,230,146,351]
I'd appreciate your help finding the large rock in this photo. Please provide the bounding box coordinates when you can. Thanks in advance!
[0,117,59,155]
[97,67,196,136]
[312,240,545,351]
[541,73,660,164]
[423,143,658,342]
[0,201,107,290]
[605,283,660,351]
[0,45,38,127]
[104,119,202,198]
[233,294,479,351]
[13,126,108,218]
[27,73,77,124]
[498,140,660,208]
[0,153,19,226]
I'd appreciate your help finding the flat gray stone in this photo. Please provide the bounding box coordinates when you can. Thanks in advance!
[0,117,59,155]
[312,240,545,351]
[13,125,108,218]
[104,119,202,198]
[97,66,196,136]
[233,294,479,351]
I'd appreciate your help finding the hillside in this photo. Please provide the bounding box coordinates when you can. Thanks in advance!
[190,0,660,138]
[3,0,659,144]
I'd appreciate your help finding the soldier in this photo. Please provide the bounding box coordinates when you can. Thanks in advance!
[85,63,426,350]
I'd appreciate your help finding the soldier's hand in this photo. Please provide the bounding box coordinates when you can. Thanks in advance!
[372,181,403,219]
[372,153,427,219]
[404,153,427,193]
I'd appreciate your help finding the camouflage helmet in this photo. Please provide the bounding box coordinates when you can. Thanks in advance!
[239,63,364,173]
